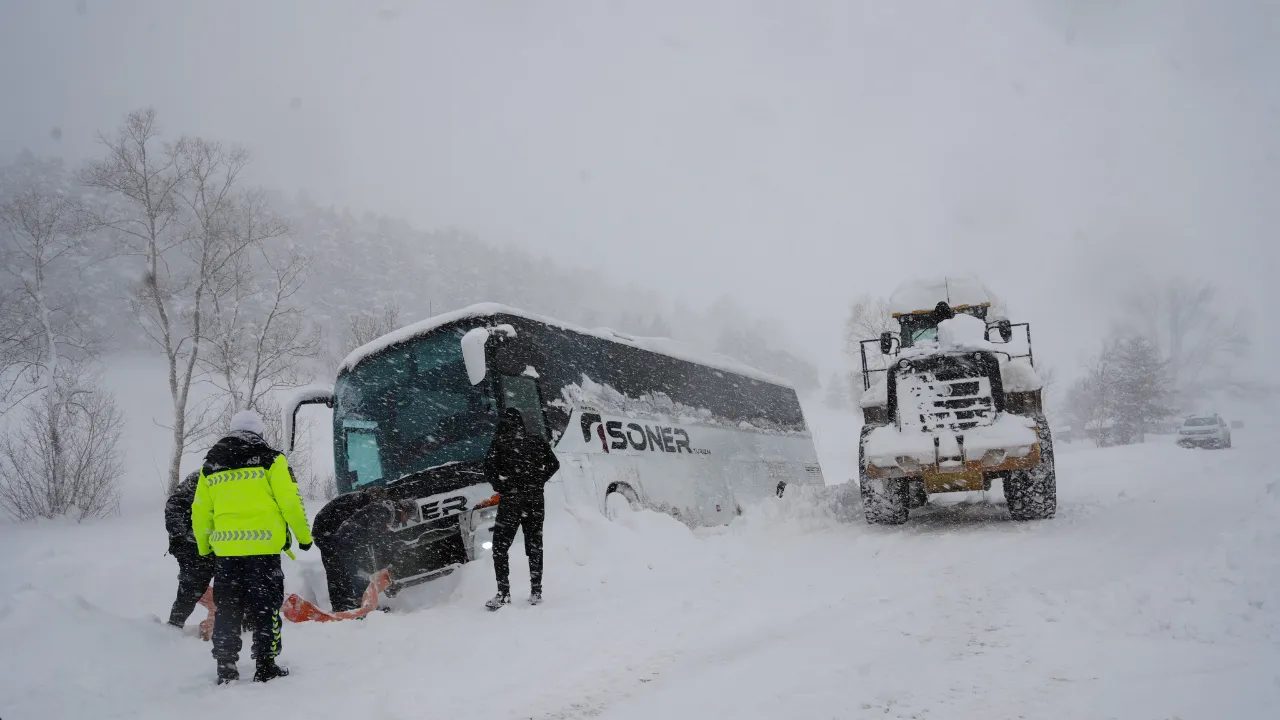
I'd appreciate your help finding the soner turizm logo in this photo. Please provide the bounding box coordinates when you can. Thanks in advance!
[580,412,711,455]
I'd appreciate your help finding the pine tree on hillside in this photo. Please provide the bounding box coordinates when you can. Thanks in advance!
[1111,336,1173,442]
[824,373,850,410]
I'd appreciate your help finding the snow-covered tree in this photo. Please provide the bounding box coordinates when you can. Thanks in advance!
[0,183,123,520]
[1067,336,1172,447]
[1110,336,1173,440]
[842,293,896,360]
[1117,278,1249,408]
[823,372,850,410]
[82,108,284,490]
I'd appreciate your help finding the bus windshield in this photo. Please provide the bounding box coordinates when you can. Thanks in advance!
[334,328,499,490]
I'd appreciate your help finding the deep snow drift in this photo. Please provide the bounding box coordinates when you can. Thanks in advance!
[2,419,1279,719]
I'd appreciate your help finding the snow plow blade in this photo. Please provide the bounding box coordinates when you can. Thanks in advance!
[282,569,392,623]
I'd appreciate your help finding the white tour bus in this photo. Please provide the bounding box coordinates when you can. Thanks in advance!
[287,304,825,594]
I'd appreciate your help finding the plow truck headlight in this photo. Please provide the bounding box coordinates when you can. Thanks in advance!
[895,456,924,474]
[980,449,1007,467]
[869,458,905,477]
[1009,445,1034,458]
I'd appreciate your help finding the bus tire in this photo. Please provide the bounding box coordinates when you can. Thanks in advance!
[605,484,640,520]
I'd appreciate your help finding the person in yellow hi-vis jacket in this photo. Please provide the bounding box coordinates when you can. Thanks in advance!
[192,410,312,685]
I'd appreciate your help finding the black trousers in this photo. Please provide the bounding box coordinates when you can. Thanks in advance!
[491,493,545,595]
[317,541,369,613]
[168,549,215,627]
[212,555,284,663]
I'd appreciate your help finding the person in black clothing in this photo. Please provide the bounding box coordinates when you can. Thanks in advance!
[312,485,388,612]
[164,470,216,628]
[327,496,416,608]
[323,494,416,612]
[485,408,561,610]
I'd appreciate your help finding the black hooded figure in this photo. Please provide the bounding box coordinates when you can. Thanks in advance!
[484,407,560,609]
[164,470,216,628]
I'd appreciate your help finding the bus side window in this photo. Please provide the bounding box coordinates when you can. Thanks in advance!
[499,375,548,439]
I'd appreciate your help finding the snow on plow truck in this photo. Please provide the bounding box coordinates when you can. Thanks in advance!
[857,277,1056,524]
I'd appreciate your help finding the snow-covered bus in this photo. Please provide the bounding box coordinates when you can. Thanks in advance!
[287,304,825,593]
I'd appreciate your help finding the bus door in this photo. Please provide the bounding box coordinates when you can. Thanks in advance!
[497,374,547,439]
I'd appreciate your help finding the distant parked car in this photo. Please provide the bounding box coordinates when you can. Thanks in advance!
[1177,414,1232,449]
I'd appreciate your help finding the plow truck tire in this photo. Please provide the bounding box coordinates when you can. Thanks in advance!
[1005,422,1057,521]
[861,477,909,525]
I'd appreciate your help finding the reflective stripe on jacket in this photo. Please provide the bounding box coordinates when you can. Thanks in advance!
[192,442,313,557]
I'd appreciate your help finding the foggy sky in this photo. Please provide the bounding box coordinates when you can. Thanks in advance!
[3,0,1277,380]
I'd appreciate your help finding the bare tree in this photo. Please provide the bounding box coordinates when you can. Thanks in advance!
[81,109,269,489]
[347,303,401,351]
[1118,278,1249,407]
[1065,351,1119,448]
[843,293,896,359]
[0,184,123,519]
[200,202,311,416]
[0,284,42,416]
[0,373,124,520]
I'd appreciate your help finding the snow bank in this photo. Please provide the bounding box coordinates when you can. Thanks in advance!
[888,275,991,317]
[936,313,987,347]
[557,375,809,435]
[339,303,791,386]
[860,377,888,408]
[3,433,1279,718]
[863,411,1038,465]
[1001,357,1043,393]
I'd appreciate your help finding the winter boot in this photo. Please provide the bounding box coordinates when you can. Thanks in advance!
[216,661,239,685]
[485,592,511,611]
[528,590,542,606]
[253,659,289,683]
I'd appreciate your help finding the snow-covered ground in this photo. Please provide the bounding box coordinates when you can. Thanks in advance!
[2,385,1279,718]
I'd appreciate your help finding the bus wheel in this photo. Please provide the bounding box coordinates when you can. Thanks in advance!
[606,484,639,520]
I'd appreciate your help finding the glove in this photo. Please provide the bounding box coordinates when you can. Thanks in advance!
[299,542,312,551]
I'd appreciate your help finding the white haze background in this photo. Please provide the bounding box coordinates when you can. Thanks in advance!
[3,0,1277,381]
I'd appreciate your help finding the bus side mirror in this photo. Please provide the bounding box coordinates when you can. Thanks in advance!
[283,386,334,452]
[461,328,492,385]
[462,324,518,385]
[879,332,894,356]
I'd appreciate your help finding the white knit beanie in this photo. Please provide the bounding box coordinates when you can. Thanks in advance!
[229,410,266,437]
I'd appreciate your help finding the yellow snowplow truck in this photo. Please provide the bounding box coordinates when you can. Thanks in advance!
[857,277,1056,524]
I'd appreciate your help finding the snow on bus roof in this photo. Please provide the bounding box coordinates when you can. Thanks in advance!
[339,303,793,387]
[889,276,992,317]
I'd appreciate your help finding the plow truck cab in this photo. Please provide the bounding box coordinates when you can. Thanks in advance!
[856,277,1056,524]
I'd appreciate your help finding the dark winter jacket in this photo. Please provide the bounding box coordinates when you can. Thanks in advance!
[165,471,202,556]
[331,500,401,549]
[484,409,560,497]
[313,491,379,547]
